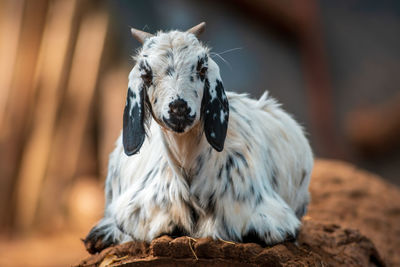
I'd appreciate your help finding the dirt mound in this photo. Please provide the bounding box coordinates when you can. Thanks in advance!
[309,159,400,266]
[76,220,383,267]
[76,159,400,266]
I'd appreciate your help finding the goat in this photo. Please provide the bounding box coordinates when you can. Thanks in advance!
[84,22,313,254]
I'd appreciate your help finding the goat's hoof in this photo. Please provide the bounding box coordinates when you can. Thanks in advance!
[83,227,114,254]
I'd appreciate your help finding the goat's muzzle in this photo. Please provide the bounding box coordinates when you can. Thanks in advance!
[163,99,195,133]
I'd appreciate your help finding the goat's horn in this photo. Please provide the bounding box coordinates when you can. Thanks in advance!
[130,28,154,44]
[187,22,206,37]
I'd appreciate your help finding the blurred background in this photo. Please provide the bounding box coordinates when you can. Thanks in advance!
[0,0,399,265]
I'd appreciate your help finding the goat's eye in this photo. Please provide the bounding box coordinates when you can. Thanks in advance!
[199,66,208,78]
[141,73,152,85]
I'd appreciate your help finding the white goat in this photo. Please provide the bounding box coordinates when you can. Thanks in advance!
[84,22,313,254]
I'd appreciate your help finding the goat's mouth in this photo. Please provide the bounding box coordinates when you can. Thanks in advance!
[162,114,195,133]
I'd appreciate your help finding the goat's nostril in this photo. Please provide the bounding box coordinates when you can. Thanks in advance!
[169,99,190,116]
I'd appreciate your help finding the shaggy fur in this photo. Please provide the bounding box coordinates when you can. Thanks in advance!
[84,28,313,254]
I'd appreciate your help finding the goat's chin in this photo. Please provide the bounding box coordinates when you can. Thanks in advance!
[161,116,196,134]
[163,124,192,135]
[160,119,199,135]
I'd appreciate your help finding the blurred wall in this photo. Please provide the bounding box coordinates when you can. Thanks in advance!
[320,0,400,181]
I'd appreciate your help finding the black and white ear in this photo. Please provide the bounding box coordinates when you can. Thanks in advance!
[123,72,146,156]
[202,60,229,152]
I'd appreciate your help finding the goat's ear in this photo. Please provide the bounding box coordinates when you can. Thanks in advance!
[202,60,229,152]
[123,71,146,156]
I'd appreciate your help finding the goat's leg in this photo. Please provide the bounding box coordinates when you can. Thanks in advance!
[243,195,300,246]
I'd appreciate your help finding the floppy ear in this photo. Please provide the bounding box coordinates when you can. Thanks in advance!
[202,59,229,152]
[123,69,146,156]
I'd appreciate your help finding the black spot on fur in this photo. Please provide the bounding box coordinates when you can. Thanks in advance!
[146,39,155,48]
[138,168,157,193]
[300,169,307,185]
[246,144,251,153]
[221,214,238,240]
[226,170,233,190]
[242,229,267,247]
[196,55,208,81]
[265,230,272,241]
[255,193,263,206]
[139,60,153,86]
[143,54,148,57]
[227,155,234,169]
[197,154,204,167]
[234,151,248,168]
[237,168,245,183]
[164,50,173,59]
[276,227,286,239]
[217,167,223,180]
[235,191,246,202]
[196,57,204,71]
[284,228,299,243]
[225,155,234,182]
[169,225,189,238]
[193,89,198,97]
[189,205,199,227]
[221,181,229,196]
[194,154,204,176]
[117,223,126,234]
[139,60,152,73]
[205,191,216,214]
[154,97,158,104]
[165,66,174,76]
[190,76,194,82]
[271,169,278,189]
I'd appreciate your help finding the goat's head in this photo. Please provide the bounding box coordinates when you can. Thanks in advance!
[123,22,229,156]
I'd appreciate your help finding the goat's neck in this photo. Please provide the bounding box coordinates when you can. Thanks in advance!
[160,123,204,180]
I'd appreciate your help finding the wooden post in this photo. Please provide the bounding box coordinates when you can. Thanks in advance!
[39,10,108,227]
[0,0,25,131]
[14,0,79,231]
[0,0,48,230]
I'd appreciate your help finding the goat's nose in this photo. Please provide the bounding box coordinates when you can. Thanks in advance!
[169,99,190,116]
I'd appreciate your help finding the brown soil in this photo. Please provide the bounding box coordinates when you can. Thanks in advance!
[76,159,400,267]
[308,159,400,266]
[76,220,384,267]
